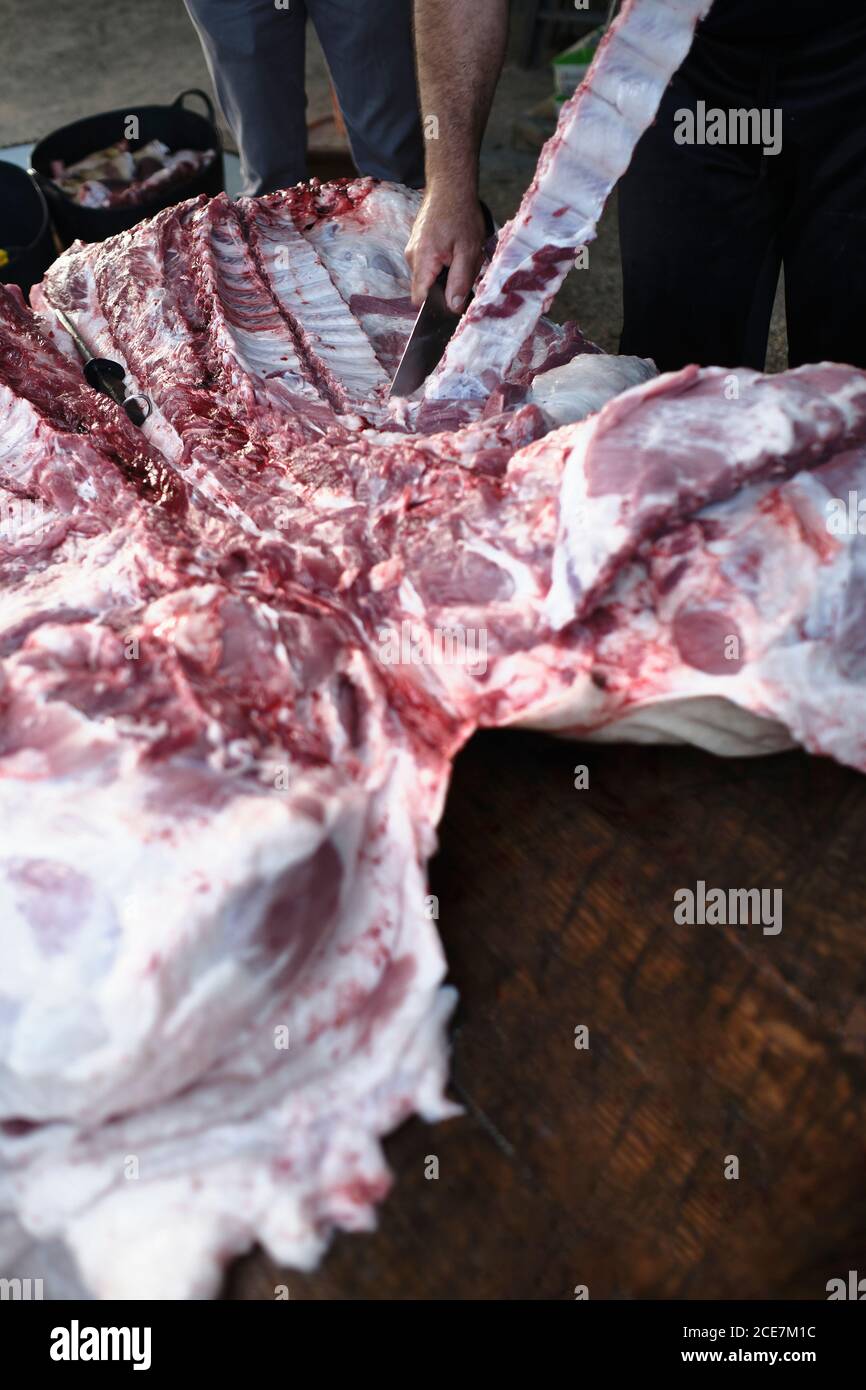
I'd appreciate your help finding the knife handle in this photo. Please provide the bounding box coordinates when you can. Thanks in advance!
[122,394,151,428]
[84,357,151,428]
[84,357,126,396]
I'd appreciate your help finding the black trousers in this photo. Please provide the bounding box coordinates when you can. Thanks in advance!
[618,15,866,371]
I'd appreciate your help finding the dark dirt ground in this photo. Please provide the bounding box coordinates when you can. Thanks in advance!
[0,0,787,366]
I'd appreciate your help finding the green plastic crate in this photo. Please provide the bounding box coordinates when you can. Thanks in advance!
[552,27,604,102]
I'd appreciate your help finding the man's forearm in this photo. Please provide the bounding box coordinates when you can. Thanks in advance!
[413,0,509,189]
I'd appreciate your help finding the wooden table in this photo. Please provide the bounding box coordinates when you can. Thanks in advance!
[228,728,866,1299]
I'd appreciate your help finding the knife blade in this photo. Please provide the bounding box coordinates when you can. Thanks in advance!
[389,201,497,399]
[54,308,152,428]
[389,267,458,399]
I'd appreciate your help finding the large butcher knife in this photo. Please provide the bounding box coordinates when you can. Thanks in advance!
[389,201,496,399]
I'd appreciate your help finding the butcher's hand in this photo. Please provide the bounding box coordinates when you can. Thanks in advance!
[406,184,486,314]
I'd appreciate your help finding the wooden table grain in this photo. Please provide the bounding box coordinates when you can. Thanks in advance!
[226,729,866,1300]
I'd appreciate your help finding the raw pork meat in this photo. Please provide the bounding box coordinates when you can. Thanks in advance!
[52,139,216,210]
[0,182,619,1296]
[4,0,866,1302]
[5,210,866,1296]
[527,352,657,428]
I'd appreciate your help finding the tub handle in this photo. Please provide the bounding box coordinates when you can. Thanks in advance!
[173,89,217,127]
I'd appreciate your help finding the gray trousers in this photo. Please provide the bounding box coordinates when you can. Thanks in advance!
[184,0,425,195]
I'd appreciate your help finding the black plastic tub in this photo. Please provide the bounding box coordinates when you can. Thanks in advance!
[0,160,54,294]
[29,88,224,246]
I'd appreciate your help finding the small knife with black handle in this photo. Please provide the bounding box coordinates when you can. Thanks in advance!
[54,308,152,428]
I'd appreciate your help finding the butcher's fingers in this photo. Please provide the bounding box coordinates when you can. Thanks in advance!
[444,241,485,316]
[406,187,486,311]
